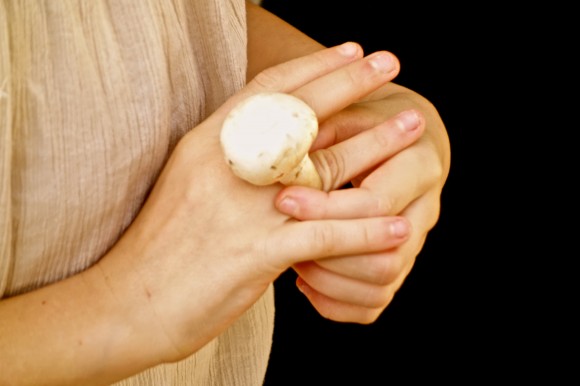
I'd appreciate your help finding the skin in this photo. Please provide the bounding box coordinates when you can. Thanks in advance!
[0,3,450,385]
[247,2,450,321]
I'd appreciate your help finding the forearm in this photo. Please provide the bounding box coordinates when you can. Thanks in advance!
[247,1,419,101]
[246,1,322,80]
[0,257,164,386]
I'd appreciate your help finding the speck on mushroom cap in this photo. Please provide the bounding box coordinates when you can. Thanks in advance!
[220,92,318,185]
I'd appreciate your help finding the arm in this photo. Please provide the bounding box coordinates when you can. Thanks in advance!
[0,253,169,385]
[247,1,451,321]
[1,44,420,384]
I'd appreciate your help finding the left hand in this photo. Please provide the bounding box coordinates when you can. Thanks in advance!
[275,91,451,324]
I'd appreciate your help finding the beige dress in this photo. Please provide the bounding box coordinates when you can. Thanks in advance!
[0,1,274,384]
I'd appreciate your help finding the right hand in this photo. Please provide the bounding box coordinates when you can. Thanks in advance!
[99,42,422,363]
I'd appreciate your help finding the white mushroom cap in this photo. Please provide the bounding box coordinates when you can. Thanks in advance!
[220,92,322,189]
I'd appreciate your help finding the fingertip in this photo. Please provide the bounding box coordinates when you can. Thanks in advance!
[336,41,363,58]
[367,52,398,75]
[277,196,299,217]
[390,218,411,239]
[394,109,424,133]
[296,276,308,295]
[275,186,323,218]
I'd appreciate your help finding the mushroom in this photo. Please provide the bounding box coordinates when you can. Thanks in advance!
[220,92,322,189]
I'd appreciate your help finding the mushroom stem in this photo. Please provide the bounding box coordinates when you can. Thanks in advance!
[279,154,322,189]
[220,92,322,189]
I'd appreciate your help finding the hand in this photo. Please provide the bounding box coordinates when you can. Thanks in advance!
[274,76,451,324]
[96,42,423,364]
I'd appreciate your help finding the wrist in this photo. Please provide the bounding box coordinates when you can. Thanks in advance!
[90,244,184,368]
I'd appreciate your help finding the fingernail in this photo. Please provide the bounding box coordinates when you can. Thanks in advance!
[337,42,359,57]
[390,219,409,238]
[396,110,421,132]
[278,196,299,216]
[368,52,396,74]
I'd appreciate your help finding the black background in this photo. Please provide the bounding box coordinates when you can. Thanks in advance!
[257,1,544,384]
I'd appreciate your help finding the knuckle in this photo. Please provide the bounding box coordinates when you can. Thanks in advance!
[357,187,395,216]
[250,67,285,92]
[376,194,396,216]
[422,152,445,188]
[311,149,347,191]
[362,223,377,247]
[372,122,394,148]
[308,51,332,73]
[340,66,360,91]
[425,196,442,231]
[415,148,445,193]
[310,223,336,255]
[432,158,446,183]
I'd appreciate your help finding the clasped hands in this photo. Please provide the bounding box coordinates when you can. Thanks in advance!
[103,42,448,361]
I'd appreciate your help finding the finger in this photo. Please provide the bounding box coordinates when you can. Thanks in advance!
[273,110,424,217]
[266,217,410,267]
[295,276,388,324]
[404,188,443,234]
[311,100,387,151]
[358,142,444,214]
[276,138,441,220]
[294,262,390,309]
[298,203,432,291]
[217,42,363,115]
[291,51,400,122]
[309,250,404,286]
[294,194,440,323]
[313,109,423,191]
[293,237,421,323]
[304,194,437,289]
[247,42,363,93]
